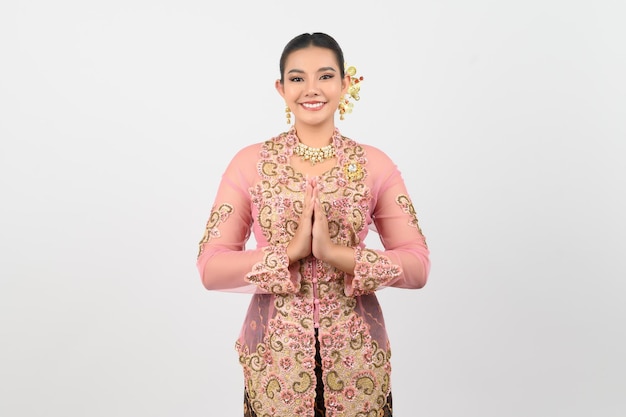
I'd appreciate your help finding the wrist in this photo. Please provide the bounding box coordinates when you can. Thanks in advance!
[318,242,337,264]
[286,242,309,264]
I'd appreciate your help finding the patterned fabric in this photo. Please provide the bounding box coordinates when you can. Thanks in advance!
[244,331,393,417]
[197,128,429,416]
[244,389,392,417]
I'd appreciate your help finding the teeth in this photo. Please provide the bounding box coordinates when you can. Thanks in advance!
[302,102,324,109]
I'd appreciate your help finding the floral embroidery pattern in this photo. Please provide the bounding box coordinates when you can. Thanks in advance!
[197,203,233,258]
[245,245,301,294]
[236,128,399,416]
[350,247,402,296]
[396,194,427,247]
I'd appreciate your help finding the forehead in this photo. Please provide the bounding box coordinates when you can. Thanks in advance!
[284,46,339,71]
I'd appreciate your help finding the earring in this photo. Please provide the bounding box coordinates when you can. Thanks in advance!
[285,105,291,124]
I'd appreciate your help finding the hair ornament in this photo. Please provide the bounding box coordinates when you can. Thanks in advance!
[338,64,363,120]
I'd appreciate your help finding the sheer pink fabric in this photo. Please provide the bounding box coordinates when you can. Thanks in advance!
[196,128,429,416]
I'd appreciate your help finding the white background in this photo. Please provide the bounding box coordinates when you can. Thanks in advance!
[1,1,625,416]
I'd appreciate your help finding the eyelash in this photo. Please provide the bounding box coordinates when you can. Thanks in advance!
[289,74,334,82]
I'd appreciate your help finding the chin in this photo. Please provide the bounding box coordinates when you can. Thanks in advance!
[297,112,334,125]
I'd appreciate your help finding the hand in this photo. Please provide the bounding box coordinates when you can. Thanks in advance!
[286,178,315,263]
[311,181,334,261]
[290,178,355,274]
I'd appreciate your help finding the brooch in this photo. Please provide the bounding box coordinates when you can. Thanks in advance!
[343,161,364,181]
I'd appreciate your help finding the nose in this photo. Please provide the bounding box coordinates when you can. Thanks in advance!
[304,79,320,96]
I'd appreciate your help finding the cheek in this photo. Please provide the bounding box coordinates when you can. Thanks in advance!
[284,91,299,103]
[286,86,302,99]
[329,86,345,103]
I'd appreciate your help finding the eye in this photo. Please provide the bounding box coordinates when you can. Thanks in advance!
[320,74,334,80]
[289,76,304,82]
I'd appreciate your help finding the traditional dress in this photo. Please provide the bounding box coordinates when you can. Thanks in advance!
[197,127,429,417]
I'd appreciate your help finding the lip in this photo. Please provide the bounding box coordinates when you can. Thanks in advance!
[299,101,326,111]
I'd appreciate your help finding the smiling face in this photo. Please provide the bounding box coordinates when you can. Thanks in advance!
[276,46,349,129]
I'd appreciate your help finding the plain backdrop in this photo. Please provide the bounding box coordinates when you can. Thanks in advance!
[1,1,625,416]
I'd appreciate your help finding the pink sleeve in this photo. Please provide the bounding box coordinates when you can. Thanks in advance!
[346,147,430,296]
[196,145,301,294]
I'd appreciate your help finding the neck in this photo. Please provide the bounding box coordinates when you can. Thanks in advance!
[293,121,336,147]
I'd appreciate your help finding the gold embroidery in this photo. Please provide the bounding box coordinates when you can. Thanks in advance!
[326,370,345,391]
[355,372,376,395]
[197,203,233,258]
[351,248,402,295]
[236,130,396,416]
[396,194,428,247]
[292,371,312,393]
[265,377,281,399]
[245,246,299,294]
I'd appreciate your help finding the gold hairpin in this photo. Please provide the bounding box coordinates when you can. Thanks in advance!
[338,65,363,120]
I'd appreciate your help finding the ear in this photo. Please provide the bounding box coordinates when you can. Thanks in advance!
[275,79,286,99]
[341,74,351,95]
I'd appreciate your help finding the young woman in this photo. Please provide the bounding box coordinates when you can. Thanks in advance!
[197,32,430,417]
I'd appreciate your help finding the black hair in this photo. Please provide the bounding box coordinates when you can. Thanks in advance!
[279,32,345,83]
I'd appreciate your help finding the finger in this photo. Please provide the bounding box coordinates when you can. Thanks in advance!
[302,182,314,213]
[313,198,327,225]
[311,182,319,203]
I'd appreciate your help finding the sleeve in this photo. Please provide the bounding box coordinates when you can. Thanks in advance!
[196,145,301,294]
[345,148,430,296]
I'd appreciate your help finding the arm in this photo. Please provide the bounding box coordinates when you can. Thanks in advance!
[196,145,301,294]
[346,149,430,296]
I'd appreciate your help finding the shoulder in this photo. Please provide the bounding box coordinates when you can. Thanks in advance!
[340,135,402,190]
[340,135,396,167]
[362,143,395,165]
[224,132,292,180]
[229,142,263,164]
[229,132,288,164]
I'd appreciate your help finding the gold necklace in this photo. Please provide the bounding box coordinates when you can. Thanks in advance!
[293,141,335,165]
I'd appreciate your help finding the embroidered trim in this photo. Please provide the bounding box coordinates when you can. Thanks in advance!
[197,203,234,258]
[245,245,300,294]
[350,247,402,296]
[235,129,394,415]
[396,195,427,247]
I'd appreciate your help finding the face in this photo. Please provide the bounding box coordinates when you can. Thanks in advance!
[276,46,349,127]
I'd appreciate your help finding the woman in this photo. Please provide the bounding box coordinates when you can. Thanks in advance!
[197,32,430,417]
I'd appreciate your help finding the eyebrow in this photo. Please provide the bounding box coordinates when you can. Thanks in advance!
[287,66,337,74]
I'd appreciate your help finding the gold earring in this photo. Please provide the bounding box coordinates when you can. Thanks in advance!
[285,105,291,124]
